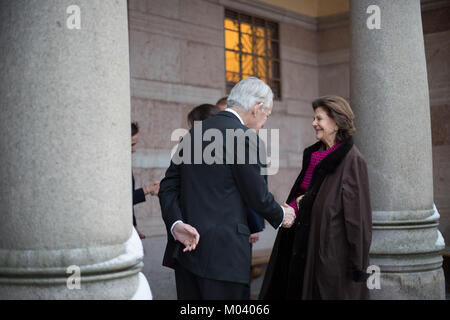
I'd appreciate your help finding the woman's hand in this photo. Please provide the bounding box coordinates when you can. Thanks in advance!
[148,180,160,195]
[296,195,304,208]
[143,180,160,196]
[249,233,259,244]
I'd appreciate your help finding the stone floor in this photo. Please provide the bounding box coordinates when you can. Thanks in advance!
[140,235,267,300]
[141,235,450,300]
[141,236,177,300]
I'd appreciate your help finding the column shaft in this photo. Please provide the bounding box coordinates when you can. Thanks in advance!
[0,0,147,299]
[350,0,445,299]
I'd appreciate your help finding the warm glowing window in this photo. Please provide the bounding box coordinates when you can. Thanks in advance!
[224,9,281,99]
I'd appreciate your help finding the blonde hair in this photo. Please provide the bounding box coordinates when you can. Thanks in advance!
[312,95,356,142]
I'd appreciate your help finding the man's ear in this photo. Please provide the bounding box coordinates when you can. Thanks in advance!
[251,103,261,116]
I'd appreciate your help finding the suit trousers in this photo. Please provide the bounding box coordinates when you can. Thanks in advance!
[174,263,248,300]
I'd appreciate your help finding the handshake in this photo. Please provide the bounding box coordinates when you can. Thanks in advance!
[280,195,303,228]
[281,203,296,228]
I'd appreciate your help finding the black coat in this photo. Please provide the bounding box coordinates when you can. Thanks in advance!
[159,111,284,284]
[132,173,146,227]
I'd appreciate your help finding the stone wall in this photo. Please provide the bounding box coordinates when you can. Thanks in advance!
[128,0,450,252]
[129,0,318,237]
[128,0,225,236]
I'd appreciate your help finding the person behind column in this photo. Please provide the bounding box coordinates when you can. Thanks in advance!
[216,96,228,111]
[158,77,296,300]
[131,122,160,239]
[187,104,220,128]
[260,95,372,300]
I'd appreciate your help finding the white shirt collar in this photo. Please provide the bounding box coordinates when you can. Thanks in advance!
[224,108,244,125]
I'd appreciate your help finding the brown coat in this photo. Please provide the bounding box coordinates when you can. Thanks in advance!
[260,138,372,300]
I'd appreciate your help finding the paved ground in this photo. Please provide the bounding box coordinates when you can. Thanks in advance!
[141,236,177,300]
[140,233,450,300]
[140,233,272,300]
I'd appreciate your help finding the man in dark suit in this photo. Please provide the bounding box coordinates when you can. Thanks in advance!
[158,77,296,299]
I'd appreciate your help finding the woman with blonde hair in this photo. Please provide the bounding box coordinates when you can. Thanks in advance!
[260,95,372,300]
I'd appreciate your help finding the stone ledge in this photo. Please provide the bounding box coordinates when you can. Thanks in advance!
[252,248,272,267]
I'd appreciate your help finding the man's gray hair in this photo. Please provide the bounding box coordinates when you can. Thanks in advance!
[227,77,273,111]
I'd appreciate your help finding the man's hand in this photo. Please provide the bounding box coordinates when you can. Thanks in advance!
[281,204,295,228]
[249,233,259,244]
[173,222,200,252]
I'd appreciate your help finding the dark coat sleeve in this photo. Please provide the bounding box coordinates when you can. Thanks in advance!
[132,174,146,205]
[133,189,146,205]
[231,133,283,229]
[342,155,372,282]
[158,159,184,240]
[247,174,267,233]
[247,208,265,233]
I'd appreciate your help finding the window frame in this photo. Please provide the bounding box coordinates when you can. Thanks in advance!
[224,8,282,100]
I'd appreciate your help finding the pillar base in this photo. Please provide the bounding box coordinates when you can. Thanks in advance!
[369,205,446,299]
[0,229,150,300]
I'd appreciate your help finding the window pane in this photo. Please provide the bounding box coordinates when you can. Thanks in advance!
[225,50,240,73]
[241,34,252,53]
[255,37,265,56]
[224,18,238,31]
[240,22,252,35]
[226,71,241,83]
[256,57,266,79]
[225,30,240,51]
[242,54,254,75]
[241,35,265,56]
[224,9,280,99]
[254,25,265,38]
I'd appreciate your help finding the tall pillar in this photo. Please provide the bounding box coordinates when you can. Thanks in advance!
[350,0,445,299]
[0,0,151,299]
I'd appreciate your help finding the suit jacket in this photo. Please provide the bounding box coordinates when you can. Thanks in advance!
[247,208,265,234]
[247,174,267,233]
[132,173,146,227]
[158,111,283,284]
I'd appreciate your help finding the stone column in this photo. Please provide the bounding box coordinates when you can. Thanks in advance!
[0,0,151,299]
[350,0,445,299]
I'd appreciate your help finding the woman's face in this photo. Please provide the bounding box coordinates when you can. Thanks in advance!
[312,107,338,146]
